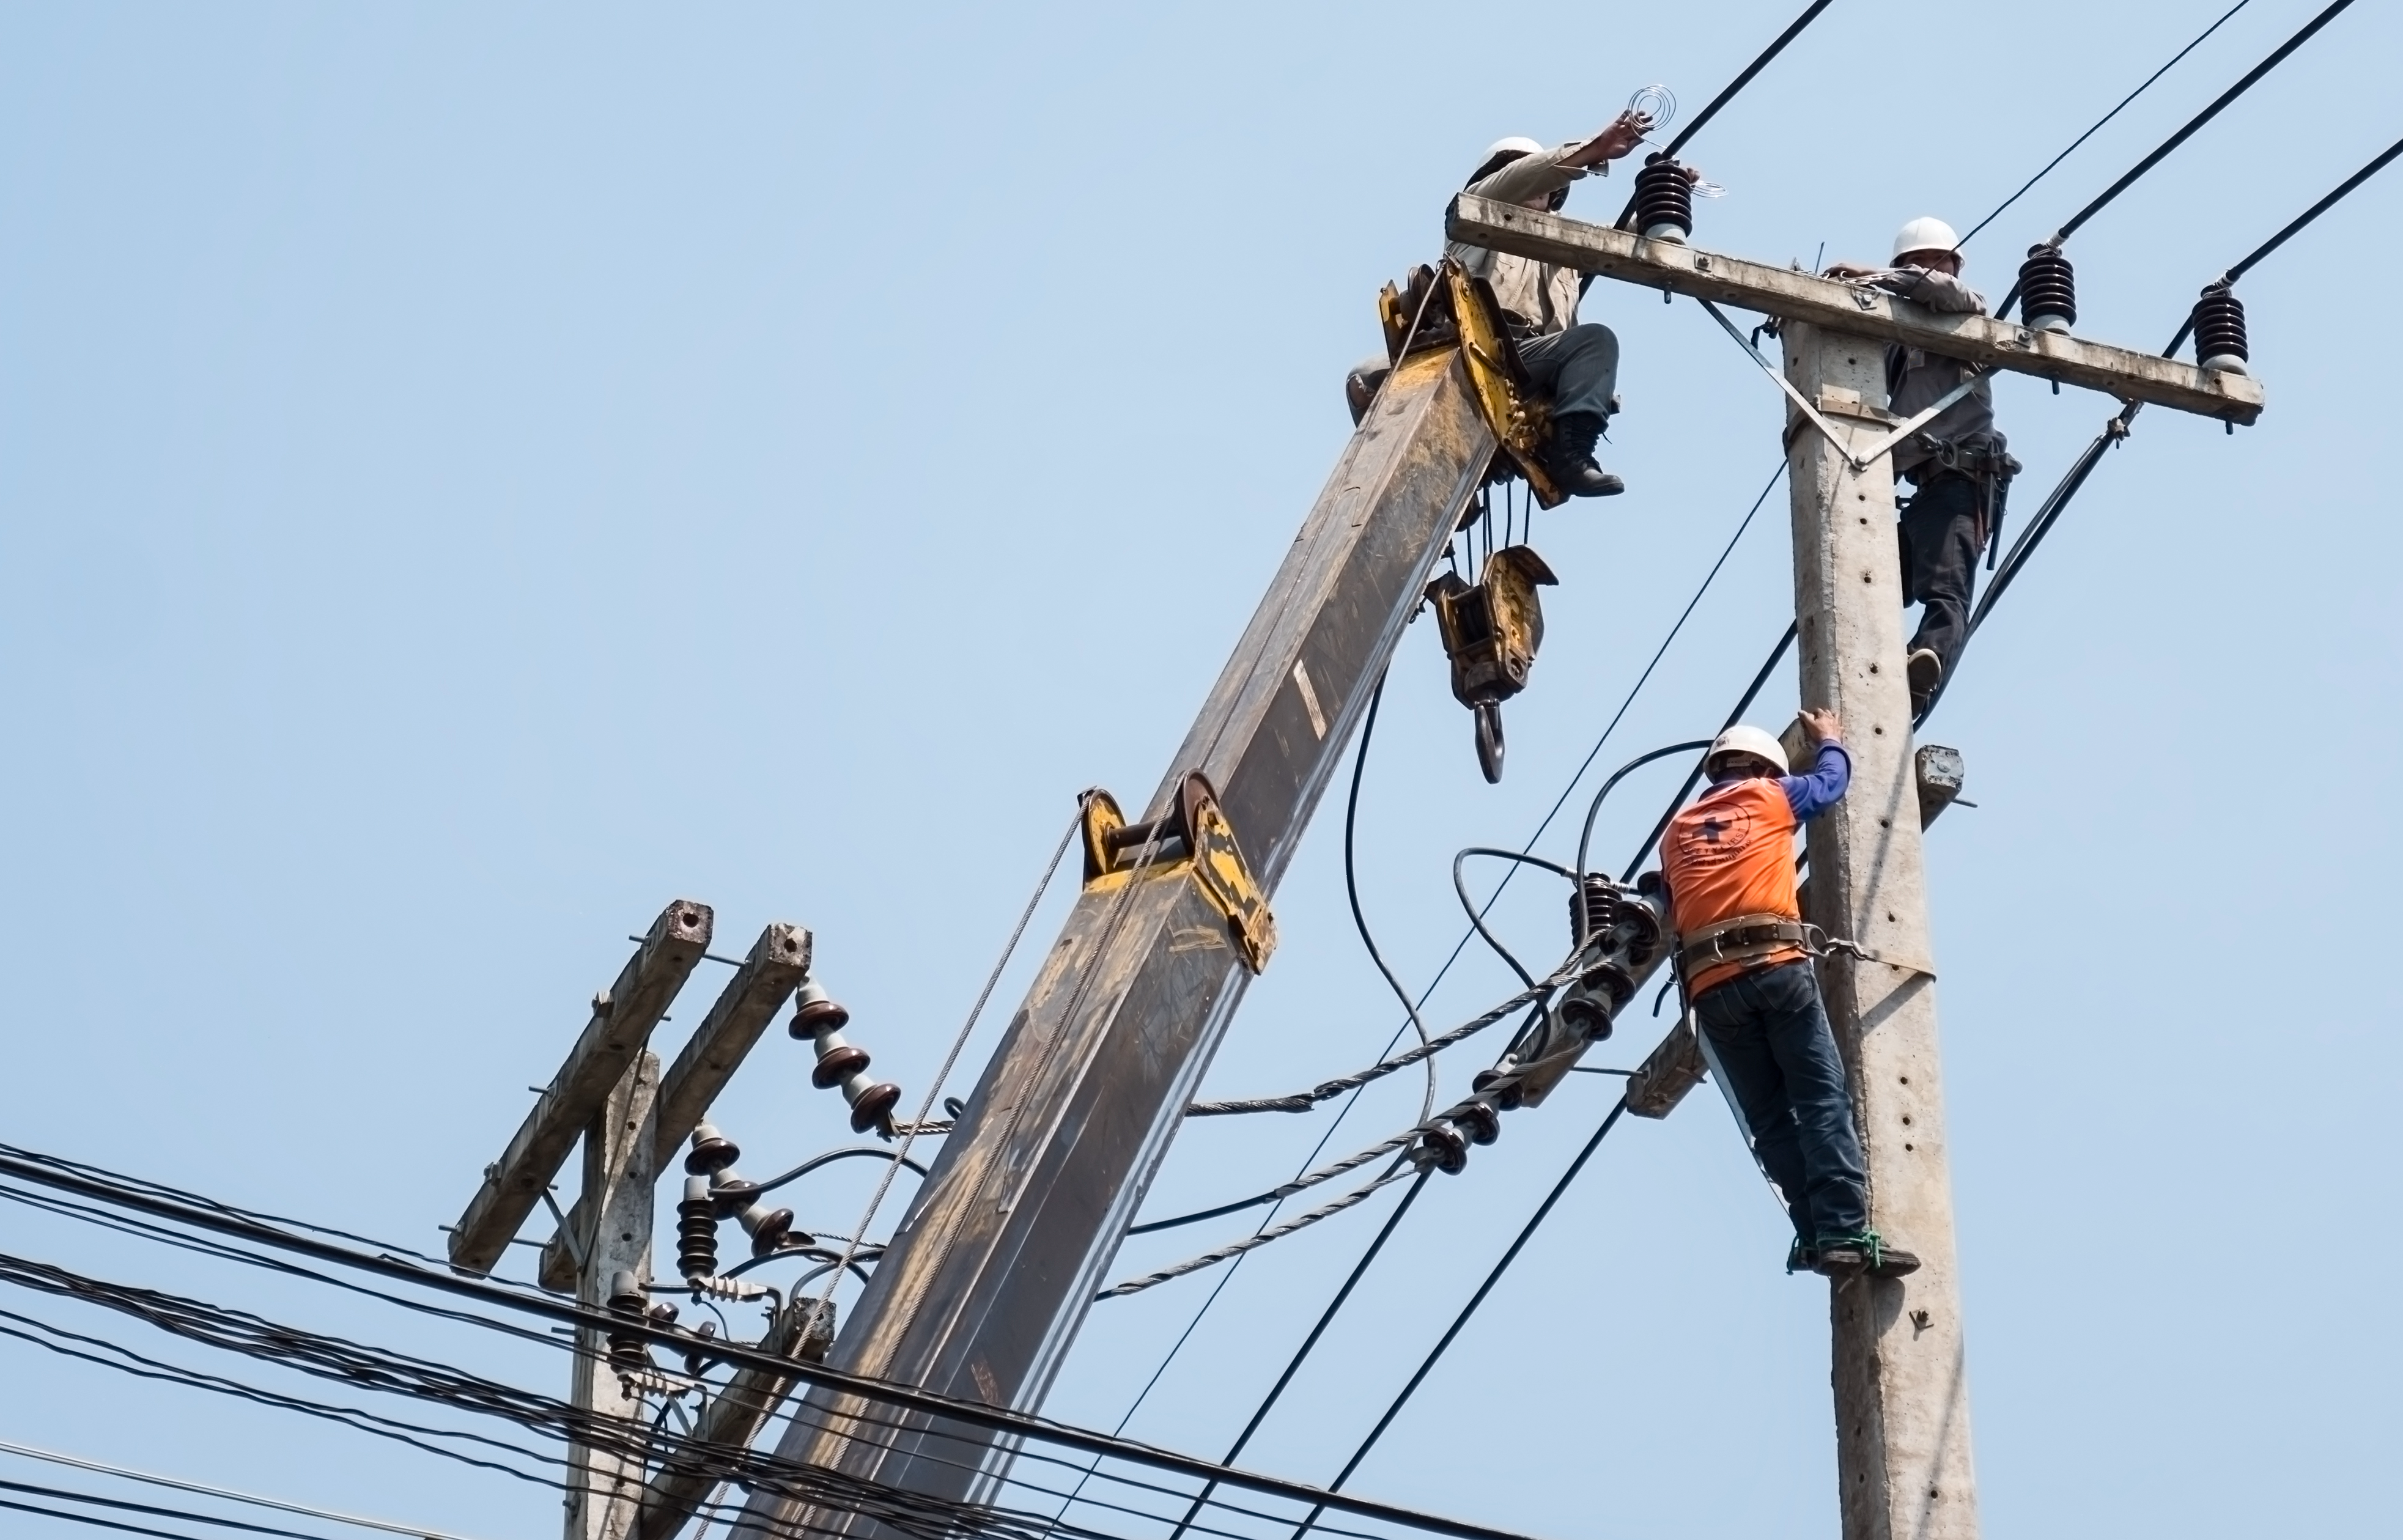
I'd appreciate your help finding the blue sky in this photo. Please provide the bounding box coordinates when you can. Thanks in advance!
[2,3,2396,1538]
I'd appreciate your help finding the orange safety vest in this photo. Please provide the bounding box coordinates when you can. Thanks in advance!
[1663,777,1807,997]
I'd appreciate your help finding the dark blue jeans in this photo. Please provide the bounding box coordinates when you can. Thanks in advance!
[1694,960,1869,1242]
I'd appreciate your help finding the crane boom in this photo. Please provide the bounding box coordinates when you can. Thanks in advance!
[744,345,1497,1534]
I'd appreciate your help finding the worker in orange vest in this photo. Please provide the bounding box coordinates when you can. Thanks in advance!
[1657,710,1919,1279]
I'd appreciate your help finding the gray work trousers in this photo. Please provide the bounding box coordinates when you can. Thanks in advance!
[1343,321,1621,426]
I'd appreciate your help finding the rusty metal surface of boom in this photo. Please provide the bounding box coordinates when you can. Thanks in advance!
[743,347,1495,1534]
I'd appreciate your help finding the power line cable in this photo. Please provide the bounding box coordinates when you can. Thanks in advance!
[0,1440,490,1540]
[1611,0,1840,229]
[1343,669,1438,1121]
[1288,1100,1631,1540]
[1997,0,2358,317]
[0,1477,342,1540]
[0,1148,1538,1540]
[2165,127,2403,351]
[1956,0,2254,250]
[1159,1169,1436,1540]
[1104,456,1783,1519]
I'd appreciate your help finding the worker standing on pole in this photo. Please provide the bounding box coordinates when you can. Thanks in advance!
[1825,219,2017,715]
[1350,111,1677,496]
[1656,711,1919,1279]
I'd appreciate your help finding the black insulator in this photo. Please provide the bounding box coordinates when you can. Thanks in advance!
[2017,245,2078,333]
[708,1176,762,1219]
[1633,155,1694,243]
[1568,874,1620,945]
[674,1187,718,1280]
[847,1081,903,1135]
[682,1319,720,1377]
[1455,1103,1501,1147]
[789,978,850,1037]
[1471,1066,1526,1111]
[1416,1122,1470,1175]
[736,1202,799,1258]
[811,1044,871,1089]
[2191,284,2249,372]
[684,1122,742,1176]
[605,1276,651,1374]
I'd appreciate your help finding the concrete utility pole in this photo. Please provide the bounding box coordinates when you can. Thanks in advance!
[1781,323,1974,1540]
[565,1050,660,1540]
[445,905,819,1540]
[1442,193,2265,1540]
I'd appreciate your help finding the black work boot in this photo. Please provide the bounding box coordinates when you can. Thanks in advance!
[1813,1231,1922,1280]
[1784,1236,1820,1275]
[1542,412,1624,498]
[1906,648,1943,715]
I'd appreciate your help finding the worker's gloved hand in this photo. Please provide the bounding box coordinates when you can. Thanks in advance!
[1797,707,1842,745]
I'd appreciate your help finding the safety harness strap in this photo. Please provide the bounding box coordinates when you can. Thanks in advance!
[1673,912,1810,984]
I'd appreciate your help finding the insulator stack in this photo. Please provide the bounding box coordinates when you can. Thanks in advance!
[675,1176,718,1280]
[707,1163,804,1259]
[2017,245,2078,334]
[1634,155,1694,243]
[1568,873,1623,945]
[1414,1120,1470,1175]
[2191,283,2250,374]
[791,978,903,1135]
[605,1271,651,1374]
[684,1122,741,1177]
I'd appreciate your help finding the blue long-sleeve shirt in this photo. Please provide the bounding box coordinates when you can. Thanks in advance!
[1777,739,1851,822]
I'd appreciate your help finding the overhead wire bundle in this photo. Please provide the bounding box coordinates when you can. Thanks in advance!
[0,1143,1541,1540]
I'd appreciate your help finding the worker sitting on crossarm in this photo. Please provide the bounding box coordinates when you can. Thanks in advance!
[1656,712,1919,1280]
[1349,111,1678,497]
[1825,218,2018,716]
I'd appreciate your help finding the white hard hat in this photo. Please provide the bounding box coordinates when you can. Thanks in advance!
[1706,724,1788,776]
[1484,136,1546,161]
[1892,216,1960,262]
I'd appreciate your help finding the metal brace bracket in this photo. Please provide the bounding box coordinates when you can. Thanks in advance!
[1695,297,1985,473]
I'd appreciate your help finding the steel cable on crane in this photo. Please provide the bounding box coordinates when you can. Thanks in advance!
[1996,0,2358,318]
[813,803,1085,1317]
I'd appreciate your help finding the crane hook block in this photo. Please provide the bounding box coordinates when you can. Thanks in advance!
[1079,773,1277,974]
[1427,546,1558,782]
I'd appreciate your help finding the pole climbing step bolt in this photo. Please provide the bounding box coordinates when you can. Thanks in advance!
[2191,282,2250,374]
[2017,243,2078,334]
[1634,155,1694,243]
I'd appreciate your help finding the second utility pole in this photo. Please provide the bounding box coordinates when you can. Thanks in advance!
[1781,320,1977,1540]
